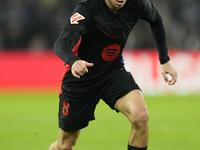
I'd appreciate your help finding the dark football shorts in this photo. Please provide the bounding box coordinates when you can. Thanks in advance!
[58,68,140,132]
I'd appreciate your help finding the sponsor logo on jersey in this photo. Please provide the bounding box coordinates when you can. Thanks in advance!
[70,13,85,24]
[102,44,120,61]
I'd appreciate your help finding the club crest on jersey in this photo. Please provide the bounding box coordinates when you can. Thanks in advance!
[70,13,85,24]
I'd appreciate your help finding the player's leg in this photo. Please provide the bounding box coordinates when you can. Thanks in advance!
[49,82,101,150]
[48,128,81,150]
[114,89,149,149]
[101,69,148,149]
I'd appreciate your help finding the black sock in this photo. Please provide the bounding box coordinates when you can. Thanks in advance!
[128,144,148,150]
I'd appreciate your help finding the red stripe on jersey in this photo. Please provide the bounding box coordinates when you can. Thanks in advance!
[72,35,82,56]
[59,36,82,95]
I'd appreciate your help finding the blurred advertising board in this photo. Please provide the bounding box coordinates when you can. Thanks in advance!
[0,51,64,92]
[123,49,200,95]
[0,50,199,94]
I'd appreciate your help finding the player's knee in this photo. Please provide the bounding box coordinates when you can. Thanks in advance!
[130,107,149,129]
[58,144,73,150]
[58,141,76,150]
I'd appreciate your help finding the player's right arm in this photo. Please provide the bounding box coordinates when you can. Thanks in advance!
[54,3,94,78]
[71,60,94,78]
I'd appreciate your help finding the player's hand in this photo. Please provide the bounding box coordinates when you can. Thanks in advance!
[161,61,178,85]
[71,60,94,78]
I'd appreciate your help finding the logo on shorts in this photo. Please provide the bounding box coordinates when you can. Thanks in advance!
[129,82,134,86]
[101,44,120,61]
[70,13,85,24]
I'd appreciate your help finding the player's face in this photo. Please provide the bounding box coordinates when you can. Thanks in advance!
[105,0,127,13]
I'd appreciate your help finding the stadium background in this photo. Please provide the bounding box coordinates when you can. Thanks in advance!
[0,0,200,150]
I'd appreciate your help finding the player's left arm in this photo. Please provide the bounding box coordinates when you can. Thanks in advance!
[140,0,178,85]
[161,61,178,85]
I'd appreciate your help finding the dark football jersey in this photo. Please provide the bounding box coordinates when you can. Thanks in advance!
[54,0,170,88]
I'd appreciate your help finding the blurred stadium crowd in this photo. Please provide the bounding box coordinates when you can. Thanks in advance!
[0,0,199,50]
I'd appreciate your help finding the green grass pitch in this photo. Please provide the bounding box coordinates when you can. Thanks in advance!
[0,92,199,150]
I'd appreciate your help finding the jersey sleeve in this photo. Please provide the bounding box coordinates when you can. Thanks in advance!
[139,0,170,64]
[139,0,157,23]
[54,4,93,66]
[63,4,92,35]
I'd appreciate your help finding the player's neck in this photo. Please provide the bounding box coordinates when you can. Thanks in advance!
[105,0,125,13]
